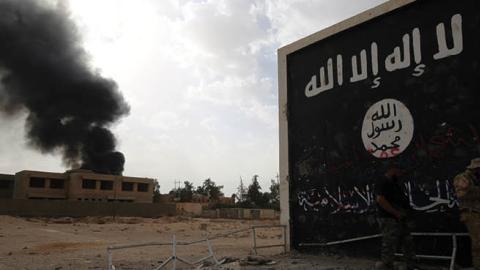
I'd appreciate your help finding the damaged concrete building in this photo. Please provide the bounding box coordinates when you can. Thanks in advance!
[7,169,153,203]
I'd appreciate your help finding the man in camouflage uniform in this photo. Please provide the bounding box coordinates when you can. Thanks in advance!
[376,167,418,270]
[454,158,480,269]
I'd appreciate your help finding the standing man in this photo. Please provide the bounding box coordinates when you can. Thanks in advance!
[376,166,418,270]
[454,158,480,269]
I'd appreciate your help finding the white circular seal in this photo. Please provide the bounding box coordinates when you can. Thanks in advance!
[361,99,414,159]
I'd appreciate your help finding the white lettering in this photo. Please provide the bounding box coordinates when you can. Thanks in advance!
[434,14,463,60]
[350,49,368,82]
[385,33,411,72]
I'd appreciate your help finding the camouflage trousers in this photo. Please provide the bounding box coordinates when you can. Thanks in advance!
[378,217,416,269]
[462,211,480,269]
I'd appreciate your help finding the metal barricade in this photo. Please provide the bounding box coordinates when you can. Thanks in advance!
[107,235,219,270]
[395,232,469,270]
[251,225,288,255]
[298,232,470,270]
[107,224,287,270]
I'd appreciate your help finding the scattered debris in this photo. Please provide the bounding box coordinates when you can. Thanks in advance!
[241,255,277,266]
[220,257,239,264]
[50,217,74,224]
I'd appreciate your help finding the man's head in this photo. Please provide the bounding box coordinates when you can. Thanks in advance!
[467,157,480,177]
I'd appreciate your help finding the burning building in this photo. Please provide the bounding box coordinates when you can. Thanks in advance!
[13,169,154,203]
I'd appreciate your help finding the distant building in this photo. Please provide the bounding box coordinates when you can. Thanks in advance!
[13,169,154,203]
[217,195,235,205]
[192,193,209,203]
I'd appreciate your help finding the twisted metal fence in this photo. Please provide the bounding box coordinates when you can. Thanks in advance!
[107,224,287,270]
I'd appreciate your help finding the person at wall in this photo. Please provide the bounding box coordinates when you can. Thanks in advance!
[376,166,418,270]
[454,158,480,269]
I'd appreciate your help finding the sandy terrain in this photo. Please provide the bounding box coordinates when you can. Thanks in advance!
[0,215,288,270]
[0,216,455,270]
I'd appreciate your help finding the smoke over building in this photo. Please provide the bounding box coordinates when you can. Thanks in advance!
[0,0,129,175]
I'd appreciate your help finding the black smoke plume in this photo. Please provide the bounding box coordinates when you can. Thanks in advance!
[0,0,130,175]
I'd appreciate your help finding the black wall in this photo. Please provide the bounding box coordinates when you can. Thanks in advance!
[286,0,479,256]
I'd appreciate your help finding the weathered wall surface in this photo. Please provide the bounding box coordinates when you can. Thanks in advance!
[217,208,241,219]
[0,199,176,217]
[210,208,278,219]
[284,0,478,251]
[242,209,276,219]
[176,203,203,216]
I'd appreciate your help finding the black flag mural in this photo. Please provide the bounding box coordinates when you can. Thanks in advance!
[283,0,480,248]
[0,0,129,175]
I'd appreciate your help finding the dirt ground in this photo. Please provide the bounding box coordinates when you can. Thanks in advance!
[0,215,287,270]
[0,215,455,270]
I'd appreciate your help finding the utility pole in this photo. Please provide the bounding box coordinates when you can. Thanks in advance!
[174,180,181,190]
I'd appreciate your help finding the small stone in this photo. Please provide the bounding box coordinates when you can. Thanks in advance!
[97,219,106,225]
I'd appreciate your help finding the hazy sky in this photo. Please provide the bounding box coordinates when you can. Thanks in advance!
[0,0,387,195]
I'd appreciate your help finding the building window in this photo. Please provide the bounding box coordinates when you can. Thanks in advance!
[82,179,96,189]
[50,179,65,189]
[29,177,46,188]
[122,182,134,191]
[137,183,149,192]
[0,180,11,189]
[100,180,113,190]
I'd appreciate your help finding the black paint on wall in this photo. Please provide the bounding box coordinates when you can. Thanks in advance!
[286,0,479,254]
